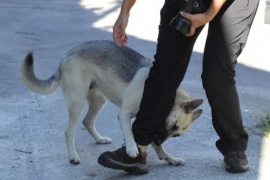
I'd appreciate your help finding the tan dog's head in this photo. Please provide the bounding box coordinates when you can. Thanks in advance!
[154,99,203,146]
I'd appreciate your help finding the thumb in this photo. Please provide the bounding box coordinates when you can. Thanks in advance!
[180,11,192,21]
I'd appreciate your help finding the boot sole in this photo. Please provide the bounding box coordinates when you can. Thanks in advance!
[225,164,249,173]
[98,154,150,175]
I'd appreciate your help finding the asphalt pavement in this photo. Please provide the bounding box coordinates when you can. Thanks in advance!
[0,0,270,180]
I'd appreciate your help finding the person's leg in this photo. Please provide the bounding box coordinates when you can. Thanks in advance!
[132,0,204,146]
[98,0,204,174]
[202,0,259,173]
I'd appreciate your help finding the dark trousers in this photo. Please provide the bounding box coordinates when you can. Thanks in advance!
[132,0,259,154]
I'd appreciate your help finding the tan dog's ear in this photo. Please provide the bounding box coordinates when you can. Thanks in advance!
[180,99,203,113]
[193,109,203,121]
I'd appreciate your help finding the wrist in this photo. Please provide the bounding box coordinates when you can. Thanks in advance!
[203,11,215,22]
[119,12,130,17]
[204,0,227,22]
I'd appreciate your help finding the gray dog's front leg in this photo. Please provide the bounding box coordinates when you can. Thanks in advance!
[151,142,185,166]
[117,111,139,158]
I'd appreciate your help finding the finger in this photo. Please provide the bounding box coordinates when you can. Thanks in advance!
[189,25,195,35]
[114,34,128,47]
[122,35,128,43]
[113,29,124,46]
[180,11,191,21]
[186,28,195,36]
[113,34,122,46]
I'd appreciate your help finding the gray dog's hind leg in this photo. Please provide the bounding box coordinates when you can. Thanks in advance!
[65,99,85,165]
[83,90,112,144]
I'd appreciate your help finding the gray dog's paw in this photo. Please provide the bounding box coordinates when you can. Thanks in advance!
[69,154,81,165]
[69,158,80,165]
[96,137,112,144]
[126,141,139,158]
[166,157,185,166]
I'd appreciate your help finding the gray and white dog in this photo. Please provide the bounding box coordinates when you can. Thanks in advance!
[21,40,203,166]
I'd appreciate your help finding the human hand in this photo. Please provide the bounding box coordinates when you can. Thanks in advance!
[113,14,129,46]
[180,11,209,36]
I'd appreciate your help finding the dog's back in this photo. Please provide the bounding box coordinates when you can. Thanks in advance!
[58,40,153,107]
[22,40,152,95]
[64,40,152,83]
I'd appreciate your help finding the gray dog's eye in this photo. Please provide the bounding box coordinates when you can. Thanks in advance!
[172,134,180,137]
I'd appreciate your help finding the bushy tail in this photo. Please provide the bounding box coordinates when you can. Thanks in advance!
[21,53,61,95]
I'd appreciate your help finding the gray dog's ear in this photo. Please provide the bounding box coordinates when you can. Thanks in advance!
[193,109,203,121]
[180,99,203,113]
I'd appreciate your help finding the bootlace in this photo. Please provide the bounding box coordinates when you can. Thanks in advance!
[112,144,126,154]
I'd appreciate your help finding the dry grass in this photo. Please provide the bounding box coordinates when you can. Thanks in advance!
[259,110,270,137]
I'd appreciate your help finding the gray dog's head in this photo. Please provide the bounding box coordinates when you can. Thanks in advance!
[154,99,203,146]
